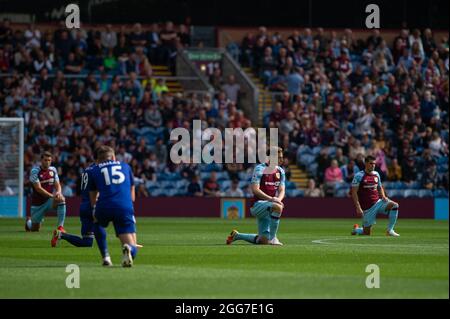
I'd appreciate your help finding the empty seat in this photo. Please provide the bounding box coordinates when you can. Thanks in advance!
[437,156,448,165]
[238,181,249,189]
[383,182,394,189]
[418,189,433,198]
[297,145,313,156]
[150,188,166,197]
[238,171,252,181]
[146,180,158,189]
[175,180,188,188]
[220,180,232,191]
[336,188,350,197]
[334,182,350,191]
[404,189,419,198]
[408,181,421,189]
[393,181,407,189]
[312,146,323,155]
[287,189,304,197]
[200,172,211,180]
[388,189,404,198]
[434,189,449,198]
[299,154,316,166]
[286,181,297,189]
[216,171,229,181]
[159,181,173,189]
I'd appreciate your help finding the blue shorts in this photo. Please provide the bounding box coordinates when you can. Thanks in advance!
[250,201,273,239]
[94,206,136,236]
[250,200,272,218]
[80,207,94,237]
[363,199,391,227]
[30,198,55,224]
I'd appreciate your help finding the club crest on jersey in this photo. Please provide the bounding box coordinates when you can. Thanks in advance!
[275,172,280,179]
[49,171,54,177]
[374,176,378,183]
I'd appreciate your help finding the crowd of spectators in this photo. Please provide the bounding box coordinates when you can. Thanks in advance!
[0,19,191,76]
[1,20,449,198]
[237,26,449,197]
[0,20,258,198]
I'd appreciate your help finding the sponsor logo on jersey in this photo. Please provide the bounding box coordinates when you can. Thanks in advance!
[40,179,55,184]
[265,181,280,187]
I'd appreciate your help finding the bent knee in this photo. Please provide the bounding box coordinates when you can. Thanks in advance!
[83,236,95,247]
[387,201,399,211]
[272,203,283,214]
[362,226,372,235]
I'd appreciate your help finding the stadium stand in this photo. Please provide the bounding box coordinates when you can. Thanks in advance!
[0,20,448,198]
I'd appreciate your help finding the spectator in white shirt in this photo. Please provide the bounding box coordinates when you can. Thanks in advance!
[101,24,117,50]
[224,179,244,197]
[0,180,14,196]
[24,23,41,49]
[221,75,241,103]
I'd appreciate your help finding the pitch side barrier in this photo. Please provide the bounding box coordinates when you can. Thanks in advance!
[24,197,448,219]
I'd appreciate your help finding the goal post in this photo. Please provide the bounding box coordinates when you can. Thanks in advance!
[0,118,24,218]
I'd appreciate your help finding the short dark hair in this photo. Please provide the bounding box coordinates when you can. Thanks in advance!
[41,151,52,159]
[365,155,376,163]
[96,145,115,162]
[267,146,283,156]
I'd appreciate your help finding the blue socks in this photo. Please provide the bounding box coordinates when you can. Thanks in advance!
[130,245,137,259]
[269,211,281,240]
[94,224,109,258]
[388,207,399,232]
[354,227,364,235]
[235,233,258,244]
[61,233,94,247]
[57,204,66,227]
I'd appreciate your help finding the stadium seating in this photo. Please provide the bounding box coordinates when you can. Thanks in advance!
[404,189,419,198]
[418,189,434,198]
[286,189,304,198]
[336,188,350,198]
[434,189,449,198]
[0,23,446,199]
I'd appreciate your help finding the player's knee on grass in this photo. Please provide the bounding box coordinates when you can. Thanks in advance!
[363,226,372,235]
[83,236,94,247]
[257,235,269,244]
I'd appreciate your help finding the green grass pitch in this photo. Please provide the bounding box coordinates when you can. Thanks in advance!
[0,217,448,298]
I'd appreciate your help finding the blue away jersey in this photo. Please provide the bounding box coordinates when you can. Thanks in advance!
[88,160,134,210]
[79,164,95,214]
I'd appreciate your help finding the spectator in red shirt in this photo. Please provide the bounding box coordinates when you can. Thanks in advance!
[203,171,221,197]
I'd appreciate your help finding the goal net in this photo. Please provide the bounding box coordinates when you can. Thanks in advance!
[0,118,24,217]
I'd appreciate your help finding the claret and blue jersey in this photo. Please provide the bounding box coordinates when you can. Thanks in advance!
[351,170,382,211]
